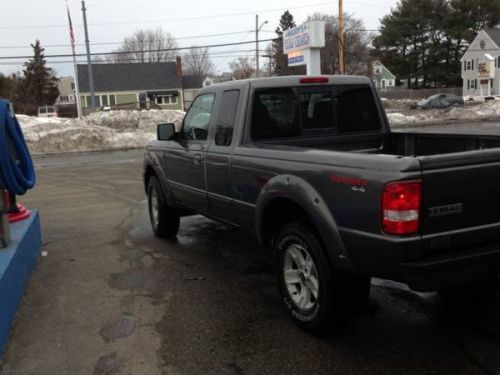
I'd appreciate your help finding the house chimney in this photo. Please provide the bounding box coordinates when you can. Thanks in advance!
[176,56,183,80]
[176,56,185,111]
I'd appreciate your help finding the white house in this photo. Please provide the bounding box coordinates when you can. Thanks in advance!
[461,27,500,98]
[371,61,396,90]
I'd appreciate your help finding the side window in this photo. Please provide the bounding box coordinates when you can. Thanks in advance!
[215,90,240,146]
[251,88,299,140]
[183,93,215,141]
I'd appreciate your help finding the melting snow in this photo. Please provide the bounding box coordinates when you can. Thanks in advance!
[17,110,185,154]
[15,101,500,154]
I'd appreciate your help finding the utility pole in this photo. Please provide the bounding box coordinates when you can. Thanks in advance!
[81,0,96,111]
[256,15,259,78]
[338,0,345,75]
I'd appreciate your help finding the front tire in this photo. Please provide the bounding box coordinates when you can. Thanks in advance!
[274,222,370,335]
[148,176,180,238]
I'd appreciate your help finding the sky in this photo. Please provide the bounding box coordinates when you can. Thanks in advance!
[0,0,399,77]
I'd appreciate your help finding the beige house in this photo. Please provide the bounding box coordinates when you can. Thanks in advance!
[77,61,206,113]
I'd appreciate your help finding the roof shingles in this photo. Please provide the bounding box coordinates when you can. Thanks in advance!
[77,62,181,92]
[485,28,500,48]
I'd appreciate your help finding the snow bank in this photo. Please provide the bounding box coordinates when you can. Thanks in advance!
[388,100,500,126]
[17,110,185,154]
[15,102,500,154]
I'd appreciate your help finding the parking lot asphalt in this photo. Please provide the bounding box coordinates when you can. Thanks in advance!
[1,138,500,374]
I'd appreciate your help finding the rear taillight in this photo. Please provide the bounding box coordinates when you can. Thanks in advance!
[382,180,422,235]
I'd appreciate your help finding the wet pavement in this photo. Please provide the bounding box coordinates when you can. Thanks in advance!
[1,137,500,373]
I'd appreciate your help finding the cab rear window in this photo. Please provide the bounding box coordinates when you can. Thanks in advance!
[251,84,381,140]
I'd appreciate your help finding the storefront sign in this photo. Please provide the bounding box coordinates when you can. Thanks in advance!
[283,20,325,54]
[288,51,305,66]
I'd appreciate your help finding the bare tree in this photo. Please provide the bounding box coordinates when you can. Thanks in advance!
[308,13,374,75]
[109,28,177,63]
[183,46,215,76]
[228,57,255,80]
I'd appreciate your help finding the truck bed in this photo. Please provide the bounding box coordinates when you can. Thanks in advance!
[256,131,500,157]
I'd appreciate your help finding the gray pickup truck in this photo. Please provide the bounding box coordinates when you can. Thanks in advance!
[143,75,500,334]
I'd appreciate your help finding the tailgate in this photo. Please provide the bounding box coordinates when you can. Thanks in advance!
[419,150,500,239]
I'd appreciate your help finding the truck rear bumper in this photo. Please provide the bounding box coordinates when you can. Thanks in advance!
[340,227,500,292]
[402,247,500,292]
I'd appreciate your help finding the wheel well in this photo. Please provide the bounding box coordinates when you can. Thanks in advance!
[260,198,312,247]
[144,165,156,194]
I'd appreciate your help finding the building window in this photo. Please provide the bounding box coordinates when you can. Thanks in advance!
[156,95,177,105]
[71,82,75,90]
[110,95,116,106]
[102,95,108,106]
[466,60,472,71]
[468,79,477,90]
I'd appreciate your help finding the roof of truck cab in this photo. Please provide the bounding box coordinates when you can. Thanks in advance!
[204,75,372,90]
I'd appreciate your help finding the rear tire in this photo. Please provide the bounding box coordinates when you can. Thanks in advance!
[148,176,180,238]
[273,222,370,335]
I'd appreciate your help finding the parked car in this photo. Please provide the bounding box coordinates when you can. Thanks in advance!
[144,76,500,334]
[415,93,464,109]
[37,106,58,118]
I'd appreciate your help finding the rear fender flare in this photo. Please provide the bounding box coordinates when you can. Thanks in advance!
[256,174,352,270]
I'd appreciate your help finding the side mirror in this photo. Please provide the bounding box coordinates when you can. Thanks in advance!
[157,123,176,141]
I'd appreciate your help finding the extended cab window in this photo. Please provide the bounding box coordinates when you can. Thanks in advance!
[183,93,215,141]
[215,90,240,146]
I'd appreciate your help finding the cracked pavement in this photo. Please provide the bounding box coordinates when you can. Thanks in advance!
[0,147,500,374]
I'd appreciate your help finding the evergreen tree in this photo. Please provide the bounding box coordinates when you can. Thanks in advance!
[16,40,59,115]
[271,11,306,76]
[373,0,500,88]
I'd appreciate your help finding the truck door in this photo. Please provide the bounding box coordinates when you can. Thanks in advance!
[162,93,215,214]
[206,89,241,221]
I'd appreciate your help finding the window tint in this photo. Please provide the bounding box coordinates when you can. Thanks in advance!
[334,85,381,133]
[251,84,381,140]
[251,88,299,140]
[215,90,240,146]
[299,91,335,130]
[183,93,215,141]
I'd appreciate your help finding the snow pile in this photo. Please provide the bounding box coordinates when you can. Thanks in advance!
[17,110,185,154]
[388,100,500,126]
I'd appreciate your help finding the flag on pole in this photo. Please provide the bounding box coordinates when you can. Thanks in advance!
[66,2,76,55]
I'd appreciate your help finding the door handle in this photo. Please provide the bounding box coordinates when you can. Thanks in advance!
[194,154,203,164]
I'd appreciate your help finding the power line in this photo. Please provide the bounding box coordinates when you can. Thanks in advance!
[0,39,275,60]
[0,54,258,66]
[0,30,276,50]
[0,1,340,30]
